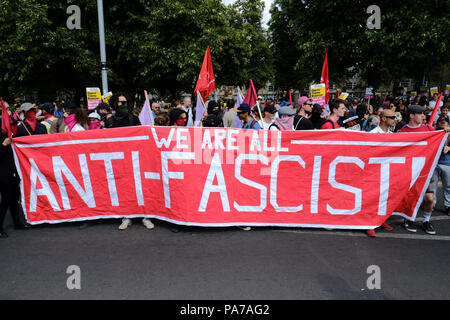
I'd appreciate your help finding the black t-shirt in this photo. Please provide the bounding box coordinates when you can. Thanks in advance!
[293,115,314,130]
[106,114,141,128]
[16,121,48,137]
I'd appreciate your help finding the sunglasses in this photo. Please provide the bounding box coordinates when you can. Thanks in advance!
[385,116,396,119]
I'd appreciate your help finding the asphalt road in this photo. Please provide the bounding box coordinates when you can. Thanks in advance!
[1,192,450,300]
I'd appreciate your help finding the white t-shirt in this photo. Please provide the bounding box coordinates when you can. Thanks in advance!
[428,100,443,116]
[370,125,392,133]
[71,124,86,132]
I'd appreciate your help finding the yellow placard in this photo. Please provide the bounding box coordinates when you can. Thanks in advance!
[102,91,113,104]
[310,84,326,98]
[338,92,349,100]
[430,87,439,95]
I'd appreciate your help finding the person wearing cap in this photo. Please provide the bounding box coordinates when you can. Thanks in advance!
[320,99,346,130]
[88,112,102,130]
[40,102,58,133]
[294,96,314,130]
[269,106,296,131]
[237,103,261,130]
[260,105,277,130]
[16,103,47,137]
[398,104,447,235]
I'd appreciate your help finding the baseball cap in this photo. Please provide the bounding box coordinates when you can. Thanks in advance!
[297,96,310,106]
[408,104,427,114]
[20,102,35,112]
[278,106,296,116]
[237,103,250,113]
[88,112,101,120]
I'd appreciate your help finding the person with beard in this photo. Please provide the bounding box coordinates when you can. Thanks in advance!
[16,103,47,137]
[269,106,296,130]
[294,96,314,130]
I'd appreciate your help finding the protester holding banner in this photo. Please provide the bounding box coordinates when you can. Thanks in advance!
[310,103,326,129]
[237,103,261,130]
[294,96,314,130]
[269,106,296,131]
[259,105,276,130]
[223,98,237,128]
[320,99,346,129]
[63,102,89,132]
[88,112,103,130]
[106,93,141,129]
[370,109,396,133]
[39,102,58,133]
[16,103,47,137]
[169,108,188,127]
[103,93,153,231]
[0,130,28,238]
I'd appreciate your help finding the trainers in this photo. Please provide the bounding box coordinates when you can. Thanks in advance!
[382,222,393,231]
[118,218,132,230]
[366,229,376,237]
[237,226,251,231]
[446,207,450,216]
[142,218,154,230]
[0,230,8,238]
[403,220,417,233]
[422,221,436,235]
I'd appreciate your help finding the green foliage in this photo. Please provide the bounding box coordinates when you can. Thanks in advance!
[0,0,273,102]
[269,0,450,91]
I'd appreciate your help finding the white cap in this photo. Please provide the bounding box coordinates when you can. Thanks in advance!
[88,112,101,120]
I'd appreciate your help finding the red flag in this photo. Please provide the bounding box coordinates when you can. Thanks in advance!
[194,46,216,102]
[243,79,258,108]
[320,49,330,103]
[428,92,443,126]
[289,90,292,106]
[1,100,12,138]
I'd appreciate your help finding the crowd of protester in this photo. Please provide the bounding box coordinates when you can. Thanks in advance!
[1,90,450,238]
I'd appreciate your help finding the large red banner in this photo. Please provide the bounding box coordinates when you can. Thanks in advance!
[11,127,447,229]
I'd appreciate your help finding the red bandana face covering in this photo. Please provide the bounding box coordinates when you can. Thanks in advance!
[24,110,37,132]
[175,119,187,126]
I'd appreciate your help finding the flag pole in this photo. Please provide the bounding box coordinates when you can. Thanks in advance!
[197,91,206,127]
[144,90,154,126]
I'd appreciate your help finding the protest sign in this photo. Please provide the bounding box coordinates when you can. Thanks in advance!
[12,127,447,228]
[338,92,349,100]
[430,87,439,95]
[365,87,374,99]
[102,91,113,105]
[310,84,326,106]
[86,88,102,110]
[445,85,450,95]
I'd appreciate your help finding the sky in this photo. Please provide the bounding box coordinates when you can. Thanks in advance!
[222,0,272,28]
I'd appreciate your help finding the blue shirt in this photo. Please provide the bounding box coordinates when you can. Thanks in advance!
[242,118,261,130]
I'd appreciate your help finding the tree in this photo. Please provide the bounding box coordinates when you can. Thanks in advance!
[268,0,450,92]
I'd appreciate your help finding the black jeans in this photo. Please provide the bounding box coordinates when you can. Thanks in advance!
[0,179,24,230]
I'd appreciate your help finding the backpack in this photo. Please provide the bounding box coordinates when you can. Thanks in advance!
[322,119,336,129]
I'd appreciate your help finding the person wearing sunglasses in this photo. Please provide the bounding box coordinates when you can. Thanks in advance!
[294,96,314,130]
[369,109,396,133]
